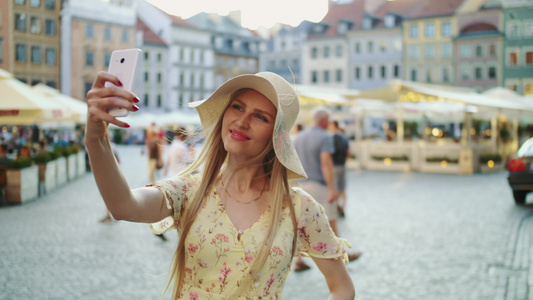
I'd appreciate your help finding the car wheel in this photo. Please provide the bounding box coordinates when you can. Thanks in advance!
[513,191,528,205]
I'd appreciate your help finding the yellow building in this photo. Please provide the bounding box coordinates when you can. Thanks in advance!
[0,0,61,88]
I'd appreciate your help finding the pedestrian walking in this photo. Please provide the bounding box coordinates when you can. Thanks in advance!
[163,128,192,177]
[329,120,350,218]
[293,107,361,272]
[85,71,355,299]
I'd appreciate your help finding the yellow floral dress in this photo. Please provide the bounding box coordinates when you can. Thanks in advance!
[150,174,351,300]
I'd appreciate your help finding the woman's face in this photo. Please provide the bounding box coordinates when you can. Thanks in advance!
[221,90,276,161]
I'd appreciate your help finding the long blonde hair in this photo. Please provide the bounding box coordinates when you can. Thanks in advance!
[166,89,299,299]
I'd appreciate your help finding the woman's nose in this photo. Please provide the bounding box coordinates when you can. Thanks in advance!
[235,114,251,128]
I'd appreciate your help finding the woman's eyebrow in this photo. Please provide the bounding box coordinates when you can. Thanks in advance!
[233,98,275,119]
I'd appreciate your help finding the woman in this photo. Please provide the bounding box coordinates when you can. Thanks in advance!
[85,71,355,299]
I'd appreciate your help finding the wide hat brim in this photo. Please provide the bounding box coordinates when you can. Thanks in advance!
[189,73,307,181]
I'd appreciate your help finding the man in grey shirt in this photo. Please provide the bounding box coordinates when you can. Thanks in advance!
[293,107,361,271]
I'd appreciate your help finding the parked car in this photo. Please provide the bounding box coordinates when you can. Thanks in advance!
[506,137,533,204]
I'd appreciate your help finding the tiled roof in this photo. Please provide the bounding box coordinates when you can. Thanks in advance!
[460,22,498,33]
[136,17,166,46]
[407,0,466,19]
[373,0,428,18]
[309,0,366,38]
[168,14,196,28]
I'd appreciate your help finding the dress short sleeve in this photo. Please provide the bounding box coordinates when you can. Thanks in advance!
[149,173,199,234]
[294,187,352,263]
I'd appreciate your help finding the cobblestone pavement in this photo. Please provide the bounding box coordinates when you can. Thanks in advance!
[1,145,533,300]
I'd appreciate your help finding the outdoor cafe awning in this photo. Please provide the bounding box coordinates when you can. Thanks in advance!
[0,68,72,125]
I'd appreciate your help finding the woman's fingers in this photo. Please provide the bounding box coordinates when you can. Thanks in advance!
[93,71,122,89]
[88,106,130,128]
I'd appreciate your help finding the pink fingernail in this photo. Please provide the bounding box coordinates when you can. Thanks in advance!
[134,97,140,103]
[124,123,130,128]
[132,105,139,112]
[117,80,123,86]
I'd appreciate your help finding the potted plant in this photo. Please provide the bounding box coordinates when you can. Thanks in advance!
[479,154,503,173]
[35,150,58,196]
[71,143,86,177]
[53,147,68,186]
[5,157,39,205]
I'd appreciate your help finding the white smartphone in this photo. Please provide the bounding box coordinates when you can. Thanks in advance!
[105,48,142,117]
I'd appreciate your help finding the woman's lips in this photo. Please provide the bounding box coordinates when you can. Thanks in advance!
[230,129,250,141]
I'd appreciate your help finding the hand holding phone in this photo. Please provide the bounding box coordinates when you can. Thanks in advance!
[105,48,142,117]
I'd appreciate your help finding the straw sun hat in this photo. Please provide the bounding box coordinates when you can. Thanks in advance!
[189,72,307,181]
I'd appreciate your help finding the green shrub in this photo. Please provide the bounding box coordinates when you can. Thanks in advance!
[480,154,502,163]
[426,157,459,164]
[49,151,59,160]
[54,146,74,157]
[10,157,32,169]
[34,151,52,164]
[70,144,82,154]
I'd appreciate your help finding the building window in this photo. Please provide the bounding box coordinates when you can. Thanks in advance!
[426,69,432,82]
[355,67,360,79]
[157,95,162,108]
[15,44,27,62]
[45,80,56,88]
[157,53,162,62]
[336,45,343,57]
[508,23,520,38]
[425,44,435,59]
[179,72,184,85]
[509,51,519,66]
[86,24,93,38]
[525,22,533,37]
[311,47,318,59]
[85,52,94,66]
[323,70,330,83]
[122,30,128,43]
[157,73,162,83]
[144,52,149,61]
[526,51,533,65]
[442,67,449,82]
[367,41,373,53]
[31,46,41,64]
[104,27,111,41]
[425,23,435,37]
[45,0,54,9]
[410,69,417,81]
[336,69,342,82]
[45,19,55,35]
[489,44,497,57]
[15,13,26,31]
[461,65,470,80]
[144,94,149,107]
[15,0,26,4]
[144,72,149,82]
[311,71,318,83]
[475,45,483,57]
[292,58,299,69]
[355,42,360,53]
[442,22,451,36]
[105,54,111,67]
[368,66,373,79]
[409,24,418,38]
[475,67,482,80]
[45,48,55,65]
[441,43,451,58]
[408,45,419,59]
[460,45,471,58]
[29,17,41,34]
[324,46,330,58]
[84,82,92,96]
[379,42,386,53]
[381,66,386,78]
[488,66,497,79]
[30,0,40,7]
[393,65,399,78]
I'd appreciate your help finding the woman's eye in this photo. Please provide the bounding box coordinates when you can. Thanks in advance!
[232,104,243,111]
[256,114,268,122]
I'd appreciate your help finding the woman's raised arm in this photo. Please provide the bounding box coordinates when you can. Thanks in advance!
[85,71,172,223]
